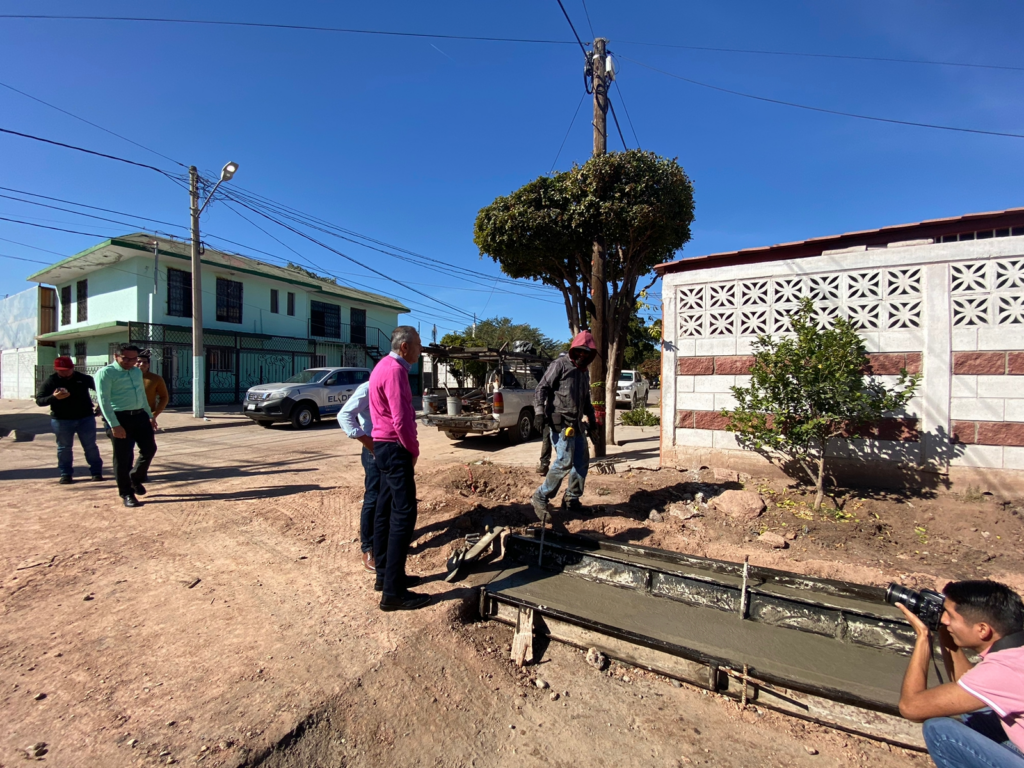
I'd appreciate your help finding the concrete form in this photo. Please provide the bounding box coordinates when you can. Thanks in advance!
[656,210,1024,494]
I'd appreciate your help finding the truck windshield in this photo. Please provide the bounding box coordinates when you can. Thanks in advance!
[619,372,634,382]
[283,370,331,385]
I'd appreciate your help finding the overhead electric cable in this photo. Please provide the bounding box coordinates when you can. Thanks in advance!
[613,80,641,148]
[223,194,476,320]
[0,15,577,46]
[607,96,630,150]
[622,56,1024,140]
[615,39,1024,74]
[551,92,587,171]
[0,126,178,174]
[0,185,187,231]
[0,216,113,238]
[0,191,185,234]
[0,80,187,167]
[579,0,596,39]
[553,0,588,54]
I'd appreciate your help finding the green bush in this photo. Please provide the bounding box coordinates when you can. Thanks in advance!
[620,406,660,427]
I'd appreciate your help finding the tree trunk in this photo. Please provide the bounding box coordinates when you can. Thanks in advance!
[813,455,826,512]
[605,336,621,447]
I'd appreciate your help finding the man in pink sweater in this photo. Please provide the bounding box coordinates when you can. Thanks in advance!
[369,326,429,611]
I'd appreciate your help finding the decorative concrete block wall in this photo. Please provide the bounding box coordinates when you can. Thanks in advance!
[660,237,1024,488]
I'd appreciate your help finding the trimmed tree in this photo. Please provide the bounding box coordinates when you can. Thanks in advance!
[474,150,694,452]
[725,299,920,511]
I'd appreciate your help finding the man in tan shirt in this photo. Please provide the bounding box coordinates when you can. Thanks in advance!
[138,353,169,420]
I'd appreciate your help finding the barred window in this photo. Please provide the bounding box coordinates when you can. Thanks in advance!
[167,268,192,317]
[74,341,87,367]
[216,278,243,324]
[60,285,71,325]
[310,301,340,338]
[59,343,70,357]
[287,292,295,316]
[270,288,279,314]
[76,280,88,322]
[207,347,234,372]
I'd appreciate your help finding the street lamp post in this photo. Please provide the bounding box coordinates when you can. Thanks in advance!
[189,161,239,418]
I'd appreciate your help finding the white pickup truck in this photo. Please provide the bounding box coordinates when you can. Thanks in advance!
[242,367,371,429]
[424,359,547,443]
[616,369,650,409]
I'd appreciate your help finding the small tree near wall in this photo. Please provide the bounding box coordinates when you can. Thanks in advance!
[725,299,920,511]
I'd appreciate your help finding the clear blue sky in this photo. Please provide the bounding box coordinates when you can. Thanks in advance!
[1,1,1023,342]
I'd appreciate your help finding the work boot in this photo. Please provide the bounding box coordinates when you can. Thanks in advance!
[530,492,550,523]
[535,462,549,476]
[561,497,585,516]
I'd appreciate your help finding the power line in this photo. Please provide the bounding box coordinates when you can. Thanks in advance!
[0,191,185,235]
[0,14,577,46]
[613,80,641,148]
[0,185,187,231]
[579,0,596,39]
[615,39,1024,75]
[0,80,187,167]
[0,126,178,174]
[553,0,588,54]
[0,216,115,238]
[607,95,629,150]
[621,56,1024,141]
[551,92,587,171]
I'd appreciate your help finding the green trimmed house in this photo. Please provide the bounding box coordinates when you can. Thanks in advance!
[21,233,410,405]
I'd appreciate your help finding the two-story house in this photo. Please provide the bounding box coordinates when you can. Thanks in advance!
[13,233,409,405]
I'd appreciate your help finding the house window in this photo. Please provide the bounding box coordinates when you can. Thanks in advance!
[167,268,192,317]
[270,289,279,314]
[76,280,88,322]
[216,277,243,324]
[207,347,234,372]
[59,343,70,357]
[287,292,295,316]
[60,286,71,325]
[310,301,340,338]
[74,341,87,367]
[108,342,120,362]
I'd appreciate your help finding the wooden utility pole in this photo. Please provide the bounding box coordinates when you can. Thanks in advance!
[590,37,609,456]
[189,166,205,418]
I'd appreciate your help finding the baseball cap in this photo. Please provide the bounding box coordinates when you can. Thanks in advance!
[54,356,74,371]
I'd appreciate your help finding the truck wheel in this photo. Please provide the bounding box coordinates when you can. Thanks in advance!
[630,393,638,410]
[642,389,649,407]
[291,403,316,429]
[508,409,534,444]
[444,430,467,441]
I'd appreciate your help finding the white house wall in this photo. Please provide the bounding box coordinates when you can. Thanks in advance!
[660,237,1024,490]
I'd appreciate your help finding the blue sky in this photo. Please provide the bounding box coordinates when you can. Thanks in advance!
[1,1,1023,342]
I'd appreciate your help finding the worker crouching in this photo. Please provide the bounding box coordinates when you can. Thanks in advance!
[531,331,597,519]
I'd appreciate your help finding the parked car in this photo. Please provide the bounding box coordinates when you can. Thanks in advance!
[423,351,549,443]
[242,367,371,429]
[616,370,650,409]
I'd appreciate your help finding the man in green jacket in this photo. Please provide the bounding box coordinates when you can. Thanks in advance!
[95,344,157,508]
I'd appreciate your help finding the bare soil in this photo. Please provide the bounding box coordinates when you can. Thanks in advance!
[2,405,1022,767]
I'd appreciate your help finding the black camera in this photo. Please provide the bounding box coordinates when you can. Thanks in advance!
[885,583,946,631]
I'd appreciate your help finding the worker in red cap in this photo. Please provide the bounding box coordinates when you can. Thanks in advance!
[35,356,103,484]
[532,330,597,519]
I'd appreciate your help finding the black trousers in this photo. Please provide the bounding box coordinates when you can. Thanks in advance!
[111,410,157,496]
[372,441,418,598]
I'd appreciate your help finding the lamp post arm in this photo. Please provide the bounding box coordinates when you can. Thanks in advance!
[197,178,226,218]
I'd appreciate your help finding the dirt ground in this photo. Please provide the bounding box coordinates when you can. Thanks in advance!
[2,400,1022,767]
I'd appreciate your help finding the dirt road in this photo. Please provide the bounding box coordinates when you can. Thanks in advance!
[3,400,1017,766]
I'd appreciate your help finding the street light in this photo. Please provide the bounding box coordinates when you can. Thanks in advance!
[189,161,239,418]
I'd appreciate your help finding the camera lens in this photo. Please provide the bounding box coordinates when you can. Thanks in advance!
[885,583,919,610]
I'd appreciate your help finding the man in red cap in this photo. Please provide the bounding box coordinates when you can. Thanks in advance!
[532,330,597,518]
[35,356,103,484]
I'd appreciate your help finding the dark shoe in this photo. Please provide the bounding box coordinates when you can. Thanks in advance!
[535,463,550,476]
[361,551,376,573]
[131,482,147,496]
[122,494,142,508]
[379,591,430,611]
[59,475,73,485]
[562,497,585,515]
[529,492,550,522]
[374,574,421,592]
[91,474,104,482]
